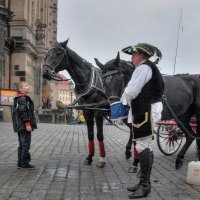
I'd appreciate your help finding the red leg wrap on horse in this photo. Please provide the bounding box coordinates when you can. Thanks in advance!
[88,140,95,156]
[99,141,105,157]
[133,145,139,159]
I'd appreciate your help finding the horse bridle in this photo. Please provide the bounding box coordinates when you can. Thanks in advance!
[43,46,92,86]
[43,46,71,81]
[43,64,70,81]
[102,69,125,101]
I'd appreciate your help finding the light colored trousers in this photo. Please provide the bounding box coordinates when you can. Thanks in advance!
[136,102,163,153]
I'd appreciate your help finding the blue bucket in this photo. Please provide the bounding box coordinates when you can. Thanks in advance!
[110,101,128,121]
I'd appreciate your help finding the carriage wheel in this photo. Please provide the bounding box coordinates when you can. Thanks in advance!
[156,123,184,156]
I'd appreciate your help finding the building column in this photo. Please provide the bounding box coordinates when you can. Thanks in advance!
[0,1,13,89]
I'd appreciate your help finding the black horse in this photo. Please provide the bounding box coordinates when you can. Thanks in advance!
[42,40,110,168]
[95,53,200,169]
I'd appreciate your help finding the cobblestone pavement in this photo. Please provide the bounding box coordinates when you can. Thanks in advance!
[0,122,199,200]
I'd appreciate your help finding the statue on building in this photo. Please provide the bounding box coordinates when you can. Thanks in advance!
[35,19,47,47]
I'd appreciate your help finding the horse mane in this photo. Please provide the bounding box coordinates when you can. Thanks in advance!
[66,46,85,66]
[174,73,190,77]
[162,73,190,78]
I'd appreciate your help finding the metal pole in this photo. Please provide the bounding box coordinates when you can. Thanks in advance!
[173,8,182,75]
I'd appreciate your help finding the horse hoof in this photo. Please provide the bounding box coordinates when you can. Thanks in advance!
[83,157,93,165]
[96,161,105,168]
[175,158,183,169]
[128,165,138,173]
[125,150,132,160]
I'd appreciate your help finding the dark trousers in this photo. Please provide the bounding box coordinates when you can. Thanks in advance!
[18,130,31,166]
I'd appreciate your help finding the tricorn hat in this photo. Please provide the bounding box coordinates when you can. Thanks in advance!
[122,43,162,64]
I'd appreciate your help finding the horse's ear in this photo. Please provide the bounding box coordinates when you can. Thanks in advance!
[113,52,120,66]
[60,38,69,48]
[94,58,105,71]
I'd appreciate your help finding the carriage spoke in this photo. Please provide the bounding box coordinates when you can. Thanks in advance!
[162,143,168,151]
[160,137,168,144]
[157,124,183,155]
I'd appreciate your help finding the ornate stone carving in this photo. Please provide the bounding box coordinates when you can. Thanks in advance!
[35,19,47,46]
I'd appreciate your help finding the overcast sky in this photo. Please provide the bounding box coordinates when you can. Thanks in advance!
[57,0,200,75]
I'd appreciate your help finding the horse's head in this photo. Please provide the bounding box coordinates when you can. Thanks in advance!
[95,53,134,104]
[42,40,69,80]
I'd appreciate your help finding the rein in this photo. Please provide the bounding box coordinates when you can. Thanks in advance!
[66,100,109,110]
[162,95,200,139]
[66,102,130,133]
[104,116,130,133]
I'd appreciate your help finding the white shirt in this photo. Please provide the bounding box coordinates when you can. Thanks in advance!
[120,64,152,123]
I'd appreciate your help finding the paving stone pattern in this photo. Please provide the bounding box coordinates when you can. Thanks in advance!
[0,122,199,200]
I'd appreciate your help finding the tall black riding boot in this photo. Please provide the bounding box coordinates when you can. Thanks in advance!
[127,150,154,192]
[149,151,154,184]
[128,148,152,199]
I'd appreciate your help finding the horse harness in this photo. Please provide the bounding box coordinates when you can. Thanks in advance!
[75,64,106,100]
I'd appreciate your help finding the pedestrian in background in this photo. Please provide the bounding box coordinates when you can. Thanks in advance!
[12,81,37,169]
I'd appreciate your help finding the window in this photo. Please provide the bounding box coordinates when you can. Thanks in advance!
[20,77,25,82]
[15,71,26,76]
[14,65,19,70]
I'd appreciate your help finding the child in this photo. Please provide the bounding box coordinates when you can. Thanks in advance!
[12,81,37,169]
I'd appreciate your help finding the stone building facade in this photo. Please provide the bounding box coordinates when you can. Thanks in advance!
[0,0,58,121]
